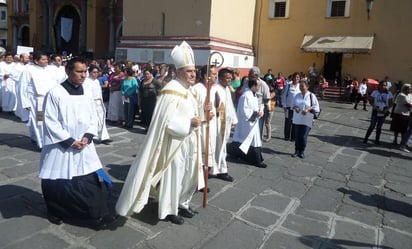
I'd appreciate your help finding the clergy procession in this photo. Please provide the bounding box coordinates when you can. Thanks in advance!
[0,41,286,229]
[0,39,295,229]
[1,41,412,249]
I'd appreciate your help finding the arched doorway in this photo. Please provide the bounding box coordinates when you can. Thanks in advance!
[54,5,80,55]
[20,26,30,46]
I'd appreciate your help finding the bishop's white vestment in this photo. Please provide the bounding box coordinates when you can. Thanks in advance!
[116,79,203,219]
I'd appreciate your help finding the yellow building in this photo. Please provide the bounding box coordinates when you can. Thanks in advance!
[119,0,411,82]
[254,0,412,83]
[117,0,256,74]
[7,0,123,58]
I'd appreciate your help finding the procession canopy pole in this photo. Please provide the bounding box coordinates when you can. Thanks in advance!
[203,51,224,208]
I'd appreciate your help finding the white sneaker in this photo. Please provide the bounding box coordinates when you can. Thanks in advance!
[400,146,410,153]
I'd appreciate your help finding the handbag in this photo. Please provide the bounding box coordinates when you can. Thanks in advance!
[310,93,321,119]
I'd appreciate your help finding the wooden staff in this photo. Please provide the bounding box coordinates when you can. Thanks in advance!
[203,52,224,208]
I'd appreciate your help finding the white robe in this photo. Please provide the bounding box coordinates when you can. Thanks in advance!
[214,83,238,174]
[193,82,218,168]
[0,61,16,111]
[233,89,262,148]
[19,65,60,148]
[39,83,102,180]
[10,63,29,119]
[83,77,110,141]
[116,79,203,219]
[48,64,68,83]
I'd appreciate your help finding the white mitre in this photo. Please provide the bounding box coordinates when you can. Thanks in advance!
[171,41,195,69]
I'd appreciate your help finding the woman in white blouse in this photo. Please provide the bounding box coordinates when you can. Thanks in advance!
[291,80,320,159]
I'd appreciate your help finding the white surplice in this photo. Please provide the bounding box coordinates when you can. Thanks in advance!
[19,65,60,148]
[116,79,203,219]
[10,63,30,120]
[83,77,110,141]
[213,83,238,174]
[233,89,262,148]
[0,61,16,111]
[39,83,102,180]
[48,64,68,83]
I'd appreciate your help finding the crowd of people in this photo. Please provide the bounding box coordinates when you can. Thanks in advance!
[0,43,410,230]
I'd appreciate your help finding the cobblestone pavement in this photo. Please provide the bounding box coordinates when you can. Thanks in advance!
[0,100,411,249]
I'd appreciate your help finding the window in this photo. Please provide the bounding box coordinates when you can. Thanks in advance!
[269,0,289,18]
[22,0,30,12]
[327,0,350,17]
[0,11,5,20]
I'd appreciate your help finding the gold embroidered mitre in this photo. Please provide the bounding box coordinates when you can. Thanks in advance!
[171,41,195,69]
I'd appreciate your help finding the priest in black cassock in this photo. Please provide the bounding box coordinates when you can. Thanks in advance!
[39,57,117,229]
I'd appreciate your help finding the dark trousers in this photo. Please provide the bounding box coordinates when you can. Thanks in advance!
[354,94,367,109]
[124,102,135,127]
[41,172,110,219]
[227,142,264,166]
[400,115,412,147]
[284,108,295,140]
[364,110,386,143]
[294,124,311,154]
[140,96,156,128]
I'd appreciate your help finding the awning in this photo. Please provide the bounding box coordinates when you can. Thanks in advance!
[301,35,374,53]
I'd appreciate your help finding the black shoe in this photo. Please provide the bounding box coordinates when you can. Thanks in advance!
[165,215,184,225]
[47,213,63,225]
[91,214,120,230]
[298,153,305,159]
[178,208,195,218]
[256,163,267,168]
[363,108,368,111]
[100,139,112,145]
[374,141,381,145]
[363,139,367,144]
[216,173,234,182]
[291,153,298,158]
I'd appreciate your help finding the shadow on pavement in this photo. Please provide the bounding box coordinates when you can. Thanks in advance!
[0,133,40,152]
[312,134,411,159]
[338,188,412,218]
[299,235,393,249]
[0,184,126,231]
[0,184,45,219]
[106,164,131,182]
[130,200,160,226]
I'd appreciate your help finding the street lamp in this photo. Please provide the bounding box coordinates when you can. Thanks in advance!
[367,0,374,19]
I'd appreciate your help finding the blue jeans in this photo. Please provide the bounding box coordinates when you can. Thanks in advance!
[294,124,311,154]
[364,110,386,143]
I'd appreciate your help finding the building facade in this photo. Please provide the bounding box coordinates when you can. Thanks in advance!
[254,0,412,82]
[7,0,123,58]
[0,0,7,48]
[117,0,256,74]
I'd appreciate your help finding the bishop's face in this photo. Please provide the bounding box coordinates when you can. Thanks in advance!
[177,66,197,86]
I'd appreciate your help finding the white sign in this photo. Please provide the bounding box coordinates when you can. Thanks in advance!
[16,45,34,56]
